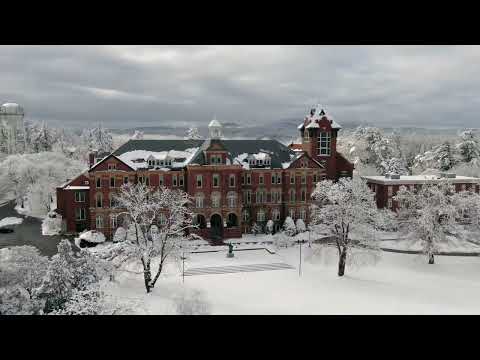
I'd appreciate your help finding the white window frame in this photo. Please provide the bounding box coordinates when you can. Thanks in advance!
[318,131,331,156]
[96,215,104,229]
[196,175,203,188]
[75,207,86,221]
[75,192,85,203]
[195,194,204,208]
[213,174,220,188]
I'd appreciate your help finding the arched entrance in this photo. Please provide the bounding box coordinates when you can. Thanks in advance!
[226,213,238,228]
[195,214,207,229]
[210,214,223,240]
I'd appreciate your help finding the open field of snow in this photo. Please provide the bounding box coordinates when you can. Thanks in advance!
[104,244,480,314]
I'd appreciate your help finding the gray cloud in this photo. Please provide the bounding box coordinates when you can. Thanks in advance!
[0,45,479,130]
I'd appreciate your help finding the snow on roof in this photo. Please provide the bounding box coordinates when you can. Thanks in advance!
[362,175,480,184]
[118,148,199,170]
[298,105,342,130]
[209,119,222,127]
[65,186,90,190]
[233,152,272,170]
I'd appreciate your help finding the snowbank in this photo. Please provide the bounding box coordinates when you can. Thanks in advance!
[0,217,23,228]
[78,230,106,244]
[41,216,62,236]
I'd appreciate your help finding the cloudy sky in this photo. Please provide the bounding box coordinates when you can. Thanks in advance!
[1,45,479,130]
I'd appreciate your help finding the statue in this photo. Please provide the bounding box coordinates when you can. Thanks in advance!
[227,242,234,258]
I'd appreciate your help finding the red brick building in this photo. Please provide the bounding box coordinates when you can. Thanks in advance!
[363,173,480,211]
[56,106,354,241]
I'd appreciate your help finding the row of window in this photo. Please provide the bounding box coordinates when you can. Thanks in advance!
[195,193,237,208]
[242,208,307,222]
[242,188,308,204]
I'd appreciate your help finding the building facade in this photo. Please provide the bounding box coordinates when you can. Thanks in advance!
[56,106,354,242]
[363,174,480,211]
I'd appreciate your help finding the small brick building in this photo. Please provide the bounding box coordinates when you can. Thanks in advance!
[362,173,480,211]
[56,105,354,241]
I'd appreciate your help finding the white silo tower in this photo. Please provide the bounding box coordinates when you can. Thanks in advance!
[0,102,25,154]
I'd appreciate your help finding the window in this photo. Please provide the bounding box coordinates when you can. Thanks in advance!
[244,190,252,204]
[96,193,103,208]
[109,194,116,208]
[110,177,115,188]
[300,208,306,220]
[159,175,164,186]
[158,213,167,226]
[290,174,295,184]
[304,130,310,141]
[96,177,101,188]
[138,176,145,184]
[256,191,265,204]
[75,192,85,203]
[179,175,184,187]
[273,208,280,221]
[211,193,221,208]
[313,173,317,184]
[318,131,331,156]
[301,174,306,184]
[257,209,266,222]
[301,189,306,202]
[289,189,296,203]
[196,175,203,188]
[271,174,276,184]
[227,192,236,207]
[75,208,86,220]
[242,210,249,222]
[259,174,264,185]
[213,174,220,188]
[173,175,178,187]
[242,174,245,185]
[96,215,104,229]
[229,174,235,187]
[289,208,295,219]
[195,193,204,208]
[111,215,117,229]
[123,176,129,185]
[388,186,393,197]
[277,174,281,184]
[108,163,116,170]
[246,174,251,185]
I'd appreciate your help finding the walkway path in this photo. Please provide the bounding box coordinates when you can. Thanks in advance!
[184,262,295,276]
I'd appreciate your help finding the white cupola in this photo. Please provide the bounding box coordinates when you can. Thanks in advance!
[208,116,223,139]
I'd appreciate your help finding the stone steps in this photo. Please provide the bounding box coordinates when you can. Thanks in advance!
[184,262,295,276]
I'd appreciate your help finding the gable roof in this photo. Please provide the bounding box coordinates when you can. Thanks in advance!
[89,153,135,172]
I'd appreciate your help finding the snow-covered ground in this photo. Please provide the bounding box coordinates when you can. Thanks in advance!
[0,217,23,228]
[103,242,480,314]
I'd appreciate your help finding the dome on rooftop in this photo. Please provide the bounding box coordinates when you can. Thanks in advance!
[0,103,24,115]
[208,118,222,128]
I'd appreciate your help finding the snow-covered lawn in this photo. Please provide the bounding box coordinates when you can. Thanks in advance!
[0,217,23,228]
[103,243,480,314]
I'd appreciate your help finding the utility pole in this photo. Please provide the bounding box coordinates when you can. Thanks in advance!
[299,239,302,277]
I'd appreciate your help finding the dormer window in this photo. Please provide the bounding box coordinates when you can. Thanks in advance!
[108,163,116,170]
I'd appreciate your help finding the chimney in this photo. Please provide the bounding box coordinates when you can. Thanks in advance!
[89,151,97,168]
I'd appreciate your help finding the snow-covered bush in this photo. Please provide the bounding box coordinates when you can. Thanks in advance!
[265,220,274,234]
[185,127,202,140]
[283,216,297,236]
[113,227,127,243]
[295,219,306,233]
[251,222,263,236]
[174,288,210,315]
[42,214,62,236]
[375,208,398,232]
[272,232,294,249]
[0,285,45,315]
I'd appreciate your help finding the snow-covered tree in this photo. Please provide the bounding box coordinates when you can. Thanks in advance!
[414,141,457,172]
[295,218,306,233]
[395,182,459,264]
[283,216,297,236]
[36,240,101,313]
[131,130,144,140]
[0,246,48,299]
[380,157,409,176]
[0,285,45,315]
[30,121,54,153]
[265,219,274,234]
[113,227,127,242]
[185,127,202,140]
[108,183,196,293]
[311,177,379,276]
[452,190,480,226]
[81,124,114,153]
[456,129,480,164]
